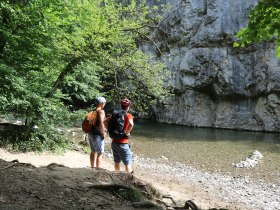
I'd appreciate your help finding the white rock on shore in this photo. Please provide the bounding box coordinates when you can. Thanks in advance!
[233,150,263,168]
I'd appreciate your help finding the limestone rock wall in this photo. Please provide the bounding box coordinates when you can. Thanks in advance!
[143,0,280,132]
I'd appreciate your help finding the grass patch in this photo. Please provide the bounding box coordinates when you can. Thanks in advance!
[118,188,145,202]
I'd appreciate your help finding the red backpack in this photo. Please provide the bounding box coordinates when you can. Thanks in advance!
[82,111,97,133]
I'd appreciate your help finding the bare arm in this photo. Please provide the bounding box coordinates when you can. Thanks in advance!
[98,110,106,139]
[125,118,134,135]
[104,115,111,128]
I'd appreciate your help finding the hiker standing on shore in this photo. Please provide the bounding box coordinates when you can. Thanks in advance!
[107,98,134,173]
[88,96,106,168]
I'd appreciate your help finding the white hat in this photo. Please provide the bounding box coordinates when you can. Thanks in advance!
[95,96,106,105]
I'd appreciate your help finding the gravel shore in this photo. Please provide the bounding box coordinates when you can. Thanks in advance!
[124,153,280,210]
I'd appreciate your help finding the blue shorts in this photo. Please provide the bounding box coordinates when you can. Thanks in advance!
[111,142,132,165]
[88,134,104,154]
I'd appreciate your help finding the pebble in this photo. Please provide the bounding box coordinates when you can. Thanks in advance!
[103,152,280,210]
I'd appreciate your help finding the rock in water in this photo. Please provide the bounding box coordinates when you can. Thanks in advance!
[234,150,263,168]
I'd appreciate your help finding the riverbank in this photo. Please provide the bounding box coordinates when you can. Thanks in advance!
[0,147,279,210]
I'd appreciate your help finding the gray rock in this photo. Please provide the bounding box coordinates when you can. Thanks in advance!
[144,0,280,132]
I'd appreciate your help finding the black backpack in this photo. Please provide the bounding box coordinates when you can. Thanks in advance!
[107,108,127,140]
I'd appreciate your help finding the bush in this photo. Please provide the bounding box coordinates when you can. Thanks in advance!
[0,123,69,152]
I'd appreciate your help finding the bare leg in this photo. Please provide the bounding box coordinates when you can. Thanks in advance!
[96,153,103,168]
[90,152,98,168]
[114,163,121,171]
[125,164,133,173]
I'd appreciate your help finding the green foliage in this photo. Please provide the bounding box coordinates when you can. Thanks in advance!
[0,0,170,151]
[62,61,103,103]
[234,0,280,58]
[101,49,169,113]
[0,124,69,152]
[118,188,145,202]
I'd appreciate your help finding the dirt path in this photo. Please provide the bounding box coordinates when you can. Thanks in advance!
[0,148,279,210]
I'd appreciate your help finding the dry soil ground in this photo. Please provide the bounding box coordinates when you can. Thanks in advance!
[2,147,278,210]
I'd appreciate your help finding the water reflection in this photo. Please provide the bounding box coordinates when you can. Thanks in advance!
[134,119,280,144]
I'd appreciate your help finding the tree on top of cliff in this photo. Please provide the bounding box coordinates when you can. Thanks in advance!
[234,0,280,58]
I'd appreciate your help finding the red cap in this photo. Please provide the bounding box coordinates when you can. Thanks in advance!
[120,98,131,107]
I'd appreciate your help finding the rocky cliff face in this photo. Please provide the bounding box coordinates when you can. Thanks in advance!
[143,0,280,132]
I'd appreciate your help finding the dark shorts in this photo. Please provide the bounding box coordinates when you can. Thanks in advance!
[111,142,132,165]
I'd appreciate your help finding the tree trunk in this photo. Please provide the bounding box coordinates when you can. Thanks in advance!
[46,58,81,98]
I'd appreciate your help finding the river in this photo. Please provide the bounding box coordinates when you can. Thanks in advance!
[127,119,280,185]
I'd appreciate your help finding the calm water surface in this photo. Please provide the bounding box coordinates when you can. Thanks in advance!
[129,119,280,184]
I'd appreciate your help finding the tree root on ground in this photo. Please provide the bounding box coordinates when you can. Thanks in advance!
[174,200,200,210]
[162,195,177,206]
[0,159,19,170]
[87,183,200,210]
[45,163,67,170]
[158,196,200,210]
[128,200,164,209]
[87,183,131,190]
[0,159,35,171]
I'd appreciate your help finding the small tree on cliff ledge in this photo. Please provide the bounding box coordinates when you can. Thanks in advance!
[234,0,280,58]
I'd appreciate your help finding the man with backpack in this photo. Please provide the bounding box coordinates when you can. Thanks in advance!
[88,96,107,169]
[107,98,134,173]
